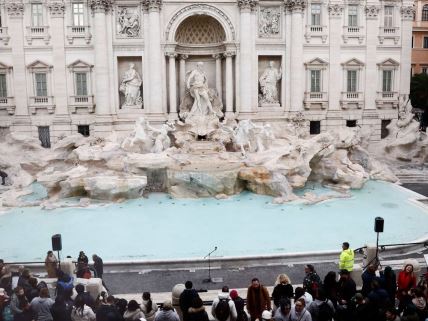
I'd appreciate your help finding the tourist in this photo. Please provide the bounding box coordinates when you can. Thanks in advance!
[77,251,89,278]
[140,291,158,321]
[44,251,58,278]
[361,265,378,297]
[289,298,312,321]
[294,287,313,307]
[230,290,248,321]
[273,299,291,321]
[123,299,145,321]
[335,270,356,321]
[51,295,73,321]
[154,300,180,321]
[401,304,419,321]
[246,278,271,321]
[188,297,209,321]
[179,281,200,321]
[307,288,335,321]
[10,286,32,321]
[397,263,417,309]
[116,298,129,316]
[92,254,104,279]
[75,284,95,310]
[385,307,401,321]
[366,280,390,320]
[30,287,54,321]
[0,170,7,185]
[322,272,338,307]
[350,293,369,321]
[0,288,10,320]
[338,242,354,272]
[410,287,427,320]
[17,269,31,295]
[271,274,293,310]
[211,286,237,321]
[0,265,12,296]
[56,270,74,299]
[95,295,123,321]
[380,266,397,304]
[71,295,96,321]
[26,277,39,303]
[12,265,25,291]
[303,265,323,298]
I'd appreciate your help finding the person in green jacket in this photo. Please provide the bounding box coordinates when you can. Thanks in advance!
[339,242,354,272]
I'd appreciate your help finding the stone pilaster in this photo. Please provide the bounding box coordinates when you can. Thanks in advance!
[399,4,415,98]
[142,0,164,116]
[224,51,236,118]
[6,1,30,133]
[285,0,306,112]
[179,55,188,103]
[213,54,223,102]
[166,52,177,119]
[237,0,257,116]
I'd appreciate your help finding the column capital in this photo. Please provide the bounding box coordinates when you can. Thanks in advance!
[224,51,236,58]
[5,2,24,18]
[141,0,163,12]
[365,5,380,19]
[180,54,189,60]
[328,3,344,18]
[284,0,306,13]
[48,1,66,17]
[165,52,177,58]
[212,54,223,60]
[237,0,258,11]
[89,0,114,14]
[400,5,415,21]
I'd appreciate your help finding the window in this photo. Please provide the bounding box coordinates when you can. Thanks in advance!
[35,73,47,96]
[382,70,392,92]
[311,4,321,25]
[423,5,428,21]
[72,3,84,26]
[0,74,7,98]
[424,37,428,49]
[384,6,394,27]
[310,70,321,92]
[310,121,321,135]
[75,72,87,96]
[346,120,357,127]
[422,67,428,75]
[347,70,357,92]
[38,126,51,148]
[31,3,43,27]
[348,5,358,27]
[78,125,90,137]
[381,119,391,139]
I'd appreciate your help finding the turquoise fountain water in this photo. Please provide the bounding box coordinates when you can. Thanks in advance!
[1,180,427,262]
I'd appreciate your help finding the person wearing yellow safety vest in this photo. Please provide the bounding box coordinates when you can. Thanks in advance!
[339,242,354,272]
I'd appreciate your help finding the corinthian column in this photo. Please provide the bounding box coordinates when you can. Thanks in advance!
[285,0,306,112]
[237,0,257,117]
[90,0,113,120]
[213,54,223,102]
[179,54,188,103]
[399,4,415,98]
[142,0,164,116]
[224,51,236,118]
[48,1,71,138]
[166,52,177,119]
[6,1,30,133]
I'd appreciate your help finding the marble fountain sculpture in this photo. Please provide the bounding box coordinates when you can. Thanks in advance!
[0,116,403,212]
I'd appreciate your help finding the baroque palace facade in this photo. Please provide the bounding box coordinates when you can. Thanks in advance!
[0,0,415,145]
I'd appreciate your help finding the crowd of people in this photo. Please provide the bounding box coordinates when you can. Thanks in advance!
[0,243,427,321]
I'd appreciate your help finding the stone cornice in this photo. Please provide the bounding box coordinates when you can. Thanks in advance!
[328,3,344,17]
[89,0,114,14]
[48,1,66,17]
[224,51,236,57]
[165,52,177,58]
[400,5,415,21]
[284,0,307,13]
[141,0,163,12]
[5,2,24,18]
[365,5,380,19]
[237,0,258,11]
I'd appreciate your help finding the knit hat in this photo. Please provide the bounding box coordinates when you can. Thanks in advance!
[230,290,238,299]
[262,310,272,320]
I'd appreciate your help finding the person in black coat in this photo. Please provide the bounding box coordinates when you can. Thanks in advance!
[179,281,200,321]
[75,284,95,310]
[96,295,124,321]
[230,290,248,321]
[92,255,104,279]
[272,274,294,309]
[188,297,209,321]
[51,295,73,321]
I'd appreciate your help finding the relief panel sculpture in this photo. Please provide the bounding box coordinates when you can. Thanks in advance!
[117,7,141,37]
[258,7,281,38]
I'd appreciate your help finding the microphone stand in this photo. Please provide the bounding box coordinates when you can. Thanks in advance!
[203,246,217,283]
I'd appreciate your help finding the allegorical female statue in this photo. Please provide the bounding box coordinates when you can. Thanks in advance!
[120,63,142,108]
[259,61,282,105]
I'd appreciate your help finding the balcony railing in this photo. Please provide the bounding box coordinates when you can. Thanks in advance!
[26,26,50,45]
[375,91,399,108]
[0,27,10,45]
[69,95,95,113]
[66,26,91,44]
[340,92,363,109]
[342,26,364,44]
[29,96,55,114]
[309,25,325,33]
[381,27,398,34]
[0,96,15,115]
[342,92,363,100]
[305,25,328,43]
[378,27,400,44]
[304,92,328,109]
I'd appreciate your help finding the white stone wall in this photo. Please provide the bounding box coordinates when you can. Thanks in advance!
[0,0,415,143]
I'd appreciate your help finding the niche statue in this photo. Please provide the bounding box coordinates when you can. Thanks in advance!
[119,63,142,108]
[259,61,282,105]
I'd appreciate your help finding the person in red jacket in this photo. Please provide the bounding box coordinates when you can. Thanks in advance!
[397,263,417,311]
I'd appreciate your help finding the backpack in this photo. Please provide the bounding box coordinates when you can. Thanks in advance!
[215,298,230,321]
[317,301,334,321]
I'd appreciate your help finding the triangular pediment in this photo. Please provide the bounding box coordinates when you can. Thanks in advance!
[27,60,52,69]
[342,58,364,67]
[377,58,399,67]
[305,58,328,66]
[67,60,93,69]
[0,62,12,70]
